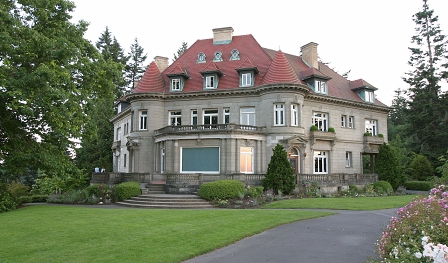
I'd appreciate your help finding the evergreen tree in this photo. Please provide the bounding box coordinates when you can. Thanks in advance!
[0,0,117,182]
[388,89,408,142]
[376,143,403,190]
[409,154,434,181]
[173,41,188,61]
[403,0,448,166]
[126,38,147,91]
[262,144,296,194]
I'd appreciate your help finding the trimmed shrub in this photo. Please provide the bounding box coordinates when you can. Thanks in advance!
[199,180,244,200]
[328,127,335,133]
[113,182,141,201]
[373,180,393,195]
[310,125,318,131]
[263,144,296,194]
[409,154,433,181]
[376,143,403,190]
[18,196,32,203]
[403,181,432,191]
[0,183,17,213]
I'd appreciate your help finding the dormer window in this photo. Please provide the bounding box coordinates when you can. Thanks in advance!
[204,75,218,89]
[365,90,374,102]
[200,62,222,90]
[236,58,258,88]
[349,79,377,103]
[171,78,181,91]
[315,80,327,94]
[166,64,189,92]
[213,51,223,62]
[241,72,253,87]
[197,52,206,63]
[230,49,240,61]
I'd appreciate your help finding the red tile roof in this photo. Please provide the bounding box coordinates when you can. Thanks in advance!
[349,79,377,90]
[131,32,386,106]
[133,61,165,93]
[200,61,223,76]
[262,50,300,85]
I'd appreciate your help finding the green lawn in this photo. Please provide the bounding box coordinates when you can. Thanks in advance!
[262,195,418,210]
[0,205,333,263]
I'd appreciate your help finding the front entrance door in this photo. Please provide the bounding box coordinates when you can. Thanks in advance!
[289,156,298,174]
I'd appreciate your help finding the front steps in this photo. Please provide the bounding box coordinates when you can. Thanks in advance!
[116,194,214,209]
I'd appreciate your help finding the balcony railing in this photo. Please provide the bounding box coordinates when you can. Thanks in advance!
[154,124,266,136]
[299,173,378,186]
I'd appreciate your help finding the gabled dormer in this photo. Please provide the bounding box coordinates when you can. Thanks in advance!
[350,79,377,103]
[166,63,190,92]
[236,58,259,87]
[200,62,223,90]
[300,68,331,95]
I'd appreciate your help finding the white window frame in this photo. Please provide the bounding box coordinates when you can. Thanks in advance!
[240,107,255,126]
[171,78,181,91]
[346,152,352,167]
[314,151,328,174]
[291,104,299,126]
[191,110,198,125]
[169,111,182,126]
[312,112,328,131]
[365,119,378,136]
[139,110,147,130]
[274,103,285,126]
[205,75,216,89]
[365,90,374,102]
[341,115,346,128]
[240,147,254,174]
[116,127,121,141]
[224,108,230,124]
[241,72,253,87]
[348,116,354,128]
[203,109,218,126]
[315,80,327,94]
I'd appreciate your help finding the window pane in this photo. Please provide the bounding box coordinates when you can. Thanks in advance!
[182,147,219,172]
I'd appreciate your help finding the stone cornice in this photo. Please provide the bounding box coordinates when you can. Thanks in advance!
[306,94,391,112]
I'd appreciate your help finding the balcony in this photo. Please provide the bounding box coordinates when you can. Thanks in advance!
[154,124,266,136]
[363,135,384,153]
[310,130,336,148]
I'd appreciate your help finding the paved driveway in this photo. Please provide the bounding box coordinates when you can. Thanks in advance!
[182,209,396,263]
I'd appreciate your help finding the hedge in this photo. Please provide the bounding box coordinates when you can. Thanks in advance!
[403,181,432,191]
[113,182,141,201]
[199,180,244,200]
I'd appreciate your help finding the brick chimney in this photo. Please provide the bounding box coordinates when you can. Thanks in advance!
[154,56,169,72]
[301,42,319,69]
[213,27,234,45]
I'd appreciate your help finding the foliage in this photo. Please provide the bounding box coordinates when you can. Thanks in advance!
[46,189,100,204]
[126,38,147,91]
[31,169,64,195]
[402,0,448,167]
[436,150,448,179]
[263,144,296,194]
[375,185,447,262]
[304,181,320,197]
[376,143,403,190]
[173,41,189,61]
[388,135,417,181]
[409,154,434,181]
[372,181,394,195]
[19,195,48,203]
[0,183,17,213]
[364,132,372,136]
[328,127,335,133]
[310,125,318,131]
[199,180,244,200]
[403,181,433,191]
[0,0,117,180]
[244,186,264,198]
[113,182,141,201]
[378,133,384,138]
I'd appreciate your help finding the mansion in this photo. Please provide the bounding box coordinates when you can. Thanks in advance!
[108,27,389,192]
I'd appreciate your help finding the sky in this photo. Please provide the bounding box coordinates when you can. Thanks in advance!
[70,0,448,107]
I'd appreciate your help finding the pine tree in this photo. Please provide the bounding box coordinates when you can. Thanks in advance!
[403,0,448,166]
[388,89,409,141]
[126,38,147,91]
[173,41,188,61]
[262,144,296,194]
[376,143,403,190]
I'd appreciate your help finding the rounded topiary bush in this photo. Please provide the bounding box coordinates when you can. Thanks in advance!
[113,182,141,201]
[373,180,393,195]
[199,180,244,200]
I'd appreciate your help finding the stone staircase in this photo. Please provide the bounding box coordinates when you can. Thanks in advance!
[116,184,213,209]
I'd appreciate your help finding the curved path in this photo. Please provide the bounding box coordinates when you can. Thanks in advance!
[182,208,396,263]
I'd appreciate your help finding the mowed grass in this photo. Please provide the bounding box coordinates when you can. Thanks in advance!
[0,205,333,263]
[262,195,418,210]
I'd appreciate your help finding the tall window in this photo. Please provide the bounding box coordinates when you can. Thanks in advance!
[224,108,230,124]
[205,75,215,89]
[274,103,285,126]
[191,110,198,125]
[348,116,354,128]
[124,122,129,135]
[365,119,377,136]
[341,115,346,127]
[116,127,121,140]
[240,107,255,125]
[291,104,299,126]
[171,78,181,91]
[169,111,182,126]
[314,151,328,174]
[124,154,127,168]
[315,80,327,94]
[240,147,254,173]
[203,109,218,127]
[365,91,374,102]
[346,152,352,167]
[312,112,328,131]
[139,110,147,130]
[161,148,165,173]
[241,72,252,87]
